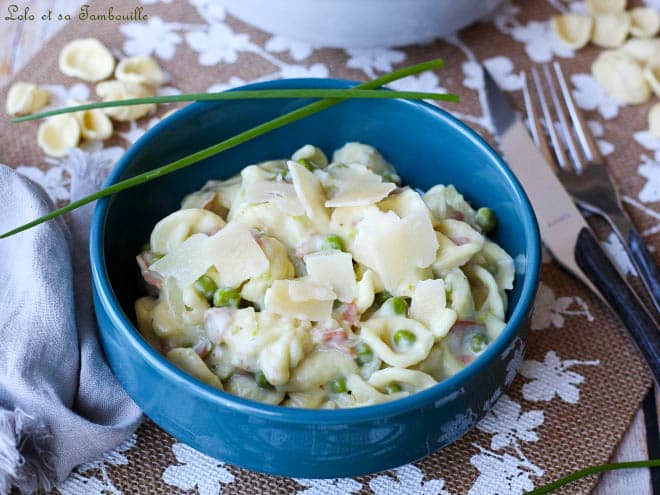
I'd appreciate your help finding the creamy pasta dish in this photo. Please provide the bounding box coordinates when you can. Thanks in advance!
[134,142,514,408]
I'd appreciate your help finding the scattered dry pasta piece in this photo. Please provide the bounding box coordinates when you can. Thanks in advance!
[68,99,113,141]
[5,82,50,116]
[649,103,660,137]
[592,49,651,104]
[96,80,155,121]
[629,7,660,38]
[644,55,660,98]
[37,115,80,157]
[58,38,115,82]
[551,14,594,49]
[115,56,165,87]
[622,38,660,64]
[591,12,631,48]
[586,0,626,14]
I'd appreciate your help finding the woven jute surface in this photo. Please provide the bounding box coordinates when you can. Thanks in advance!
[0,0,656,493]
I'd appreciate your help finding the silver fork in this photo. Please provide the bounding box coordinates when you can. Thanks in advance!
[522,62,660,317]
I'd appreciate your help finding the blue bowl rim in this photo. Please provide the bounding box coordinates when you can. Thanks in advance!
[90,77,541,425]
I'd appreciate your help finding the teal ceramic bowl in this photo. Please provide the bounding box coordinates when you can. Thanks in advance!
[90,78,540,478]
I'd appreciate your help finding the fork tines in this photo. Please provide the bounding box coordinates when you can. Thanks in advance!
[521,62,603,174]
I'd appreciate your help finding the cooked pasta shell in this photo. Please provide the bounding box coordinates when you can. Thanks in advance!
[586,0,626,14]
[629,7,660,38]
[58,38,115,82]
[96,80,156,121]
[551,14,593,50]
[67,99,113,141]
[167,348,224,389]
[368,367,437,393]
[37,114,81,157]
[150,208,225,255]
[591,12,631,48]
[5,82,50,116]
[644,55,660,98]
[649,103,660,138]
[622,38,660,64]
[115,56,165,87]
[592,49,651,104]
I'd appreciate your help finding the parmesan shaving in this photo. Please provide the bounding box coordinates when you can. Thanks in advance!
[288,160,330,226]
[305,251,357,303]
[410,279,458,340]
[264,280,335,321]
[244,179,305,216]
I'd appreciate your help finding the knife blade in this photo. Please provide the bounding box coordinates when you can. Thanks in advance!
[482,66,660,382]
[482,67,603,301]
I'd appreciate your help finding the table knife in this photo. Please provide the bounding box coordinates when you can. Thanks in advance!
[482,66,660,383]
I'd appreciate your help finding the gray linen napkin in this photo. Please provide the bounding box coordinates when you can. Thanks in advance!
[0,160,142,494]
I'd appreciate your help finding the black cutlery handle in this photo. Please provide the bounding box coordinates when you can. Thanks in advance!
[628,228,660,314]
[574,227,660,383]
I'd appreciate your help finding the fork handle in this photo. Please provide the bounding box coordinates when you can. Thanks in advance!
[627,228,660,315]
[574,227,660,384]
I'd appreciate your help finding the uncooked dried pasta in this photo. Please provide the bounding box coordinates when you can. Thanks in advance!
[96,80,155,121]
[551,14,594,49]
[629,7,660,38]
[622,38,660,64]
[133,143,515,408]
[58,38,115,82]
[5,82,50,116]
[649,103,660,138]
[644,55,660,98]
[591,12,631,48]
[586,0,626,14]
[36,115,80,157]
[68,99,113,141]
[115,56,166,87]
[592,49,651,104]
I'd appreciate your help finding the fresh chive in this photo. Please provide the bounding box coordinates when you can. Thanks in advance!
[528,459,660,494]
[0,59,447,239]
[12,89,460,123]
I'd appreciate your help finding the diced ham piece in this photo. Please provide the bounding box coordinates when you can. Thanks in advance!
[338,303,359,327]
[204,307,234,344]
[194,340,213,359]
[136,252,163,289]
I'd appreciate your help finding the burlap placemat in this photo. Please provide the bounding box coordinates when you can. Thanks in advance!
[0,0,656,493]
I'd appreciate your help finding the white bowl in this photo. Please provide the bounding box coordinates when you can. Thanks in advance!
[222,0,505,48]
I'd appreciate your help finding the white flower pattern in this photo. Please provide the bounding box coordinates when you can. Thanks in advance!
[345,48,406,77]
[602,232,638,277]
[162,443,235,495]
[294,477,362,495]
[369,465,450,495]
[468,445,544,495]
[120,17,182,60]
[511,21,573,63]
[186,22,253,65]
[265,35,315,61]
[571,74,620,120]
[477,395,544,450]
[519,351,600,403]
[531,282,594,330]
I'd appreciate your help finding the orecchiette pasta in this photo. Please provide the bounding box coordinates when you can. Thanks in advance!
[649,103,660,138]
[115,56,166,87]
[96,80,156,121]
[5,82,50,116]
[591,49,651,104]
[58,38,115,82]
[622,38,660,65]
[591,12,631,48]
[643,55,660,98]
[629,7,660,38]
[551,14,594,49]
[134,143,516,408]
[68,98,113,141]
[586,0,626,14]
[36,114,80,157]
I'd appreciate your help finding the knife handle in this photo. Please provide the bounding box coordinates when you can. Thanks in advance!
[627,228,660,315]
[574,227,660,384]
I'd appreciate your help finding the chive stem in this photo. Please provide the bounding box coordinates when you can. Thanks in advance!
[0,59,445,239]
[528,459,660,494]
[12,88,459,123]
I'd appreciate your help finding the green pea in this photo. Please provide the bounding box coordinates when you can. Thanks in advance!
[320,234,345,252]
[330,376,347,394]
[355,341,373,366]
[194,274,218,301]
[390,297,408,316]
[384,382,402,394]
[393,329,416,350]
[470,333,488,354]
[476,207,497,233]
[255,370,273,389]
[333,299,343,310]
[213,287,241,308]
[374,291,392,307]
[298,158,314,171]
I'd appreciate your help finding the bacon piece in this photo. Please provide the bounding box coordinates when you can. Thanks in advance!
[136,252,163,289]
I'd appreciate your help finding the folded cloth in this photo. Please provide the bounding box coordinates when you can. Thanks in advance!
[0,163,142,494]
